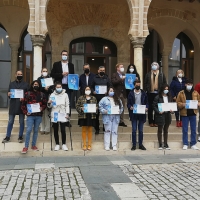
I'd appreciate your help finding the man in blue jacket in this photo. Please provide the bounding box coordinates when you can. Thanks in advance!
[79,63,95,95]
[127,80,149,150]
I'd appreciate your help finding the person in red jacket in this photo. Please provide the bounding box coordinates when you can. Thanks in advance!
[21,80,47,153]
[194,82,200,142]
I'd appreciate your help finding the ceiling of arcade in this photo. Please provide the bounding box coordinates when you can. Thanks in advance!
[46,0,130,46]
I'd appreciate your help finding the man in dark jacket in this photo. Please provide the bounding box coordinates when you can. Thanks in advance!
[50,50,74,126]
[2,70,29,143]
[111,63,127,127]
[144,62,167,127]
[79,63,95,95]
[91,66,112,134]
[127,80,148,151]
[37,67,54,134]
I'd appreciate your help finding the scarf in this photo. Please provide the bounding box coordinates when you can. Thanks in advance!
[151,70,159,92]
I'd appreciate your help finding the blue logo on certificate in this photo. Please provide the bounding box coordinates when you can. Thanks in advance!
[107,105,111,114]
[50,97,56,106]
[158,103,163,112]
[10,89,15,98]
[185,100,189,109]
[133,104,137,113]
[83,104,88,113]
[54,112,58,122]
[27,104,32,113]
[95,86,99,94]
[68,74,79,90]
[41,79,46,87]
[125,74,136,90]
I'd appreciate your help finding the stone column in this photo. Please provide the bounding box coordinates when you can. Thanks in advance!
[31,35,45,80]
[10,43,20,81]
[162,52,169,83]
[130,37,146,88]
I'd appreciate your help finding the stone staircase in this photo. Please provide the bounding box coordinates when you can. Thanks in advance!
[0,108,200,157]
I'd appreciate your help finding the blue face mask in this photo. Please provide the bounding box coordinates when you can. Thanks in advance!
[151,65,157,71]
[62,55,68,61]
[56,88,62,93]
[164,90,169,94]
[109,92,114,97]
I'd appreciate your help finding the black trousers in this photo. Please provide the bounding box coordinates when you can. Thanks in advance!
[147,93,158,124]
[157,124,170,145]
[53,122,66,145]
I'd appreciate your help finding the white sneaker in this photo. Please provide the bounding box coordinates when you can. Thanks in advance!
[105,147,110,151]
[62,144,68,151]
[191,145,199,150]
[54,145,60,151]
[113,146,117,151]
[183,145,188,150]
[198,137,200,142]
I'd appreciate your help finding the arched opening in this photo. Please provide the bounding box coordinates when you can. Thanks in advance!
[0,24,11,107]
[18,29,52,84]
[168,32,194,82]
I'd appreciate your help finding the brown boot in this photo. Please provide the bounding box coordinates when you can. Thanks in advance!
[87,126,92,151]
[82,126,87,151]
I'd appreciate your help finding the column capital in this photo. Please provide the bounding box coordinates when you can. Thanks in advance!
[9,43,20,51]
[130,37,146,48]
[31,35,45,47]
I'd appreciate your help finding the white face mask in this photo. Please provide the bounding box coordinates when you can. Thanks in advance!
[151,65,157,71]
[62,55,68,61]
[42,72,47,77]
[178,73,183,78]
[120,68,124,72]
[85,90,91,95]
[129,68,134,73]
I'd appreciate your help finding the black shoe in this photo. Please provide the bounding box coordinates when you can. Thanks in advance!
[65,122,72,127]
[139,145,146,150]
[119,122,127,127]
[131,146,136,151]
[164,144,170,150]
[2,137,10,143]
[95,130,99,135]
[18,137,23,143]
[158,144,163,150]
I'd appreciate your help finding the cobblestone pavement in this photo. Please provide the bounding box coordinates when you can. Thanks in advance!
[0,167,91,200]
[120,162,200,200]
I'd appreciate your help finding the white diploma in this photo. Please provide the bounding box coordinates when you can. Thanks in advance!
[41,78,54,87]
[95,85,107,94]
[10,89,24,98]
[53,112,67,122]
[83,104,96,113]
[185,100,198,109]
[108,105,120,114]
[158,103,177,112]
[27,103,40,113]
[133,104,146,114]
[50,96,63,106]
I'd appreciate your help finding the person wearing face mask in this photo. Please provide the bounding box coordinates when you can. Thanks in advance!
[79,63,95,95]
[111,63,127,127]
[153,84,174,150]
[144,62,167,127]
[176,79,200,150]
[2,70,29,143]
[99,87,123,151]
[37,68,54,134]
[47,82,70,151]
[170,69,187,127]
[21,80,47,154]
[91,66,112,134]
[194,82,200,142]
[76,86,97,150]
[127,80,148,151]
[50,50,74,127]
[126,64,140,99]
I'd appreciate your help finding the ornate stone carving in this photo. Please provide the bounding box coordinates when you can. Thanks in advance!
[31,35,45,47]
[130,37,146,48]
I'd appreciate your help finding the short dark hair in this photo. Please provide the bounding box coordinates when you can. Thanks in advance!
[61,50,68,55]
[185,79,193,84]
[134,80,141,86]
[83,63,90,68]
[29,80,41,91]
[54,81,62,88]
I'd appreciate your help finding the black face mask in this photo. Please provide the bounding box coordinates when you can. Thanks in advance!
[84,69,90,74]
[99,72,105,77]
[17,76,23,81]
[33,86,39,91]
[135,86,140,90]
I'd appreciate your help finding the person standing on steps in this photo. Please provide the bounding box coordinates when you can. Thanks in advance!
[194,81,200,142]
[144,62,167,127]
[2,70,29,144]
[50,50,74,127]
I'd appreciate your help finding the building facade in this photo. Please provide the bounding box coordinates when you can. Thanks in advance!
[0,0,199,107]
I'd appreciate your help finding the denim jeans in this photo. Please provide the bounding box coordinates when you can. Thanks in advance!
[25,116,42,148]
[131,119,144,146]
[182,115,196,146]
[6,114,25,138]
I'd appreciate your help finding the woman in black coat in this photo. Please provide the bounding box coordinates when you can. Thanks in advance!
[126,64,140,98]
[153,84,174,150]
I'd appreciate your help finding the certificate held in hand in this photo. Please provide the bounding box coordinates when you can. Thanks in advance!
[53,112,66,122]
[95,85,107,94]
[158,103,177,112]
[68,74,79,90]
[27,103,40,113]
[133,104,146,114]
[107,105,120,114]
[10,89,24,98]
[185,100,198,109]
[40,78,54,87]
[125,74,136,90]
[83,104,96,113]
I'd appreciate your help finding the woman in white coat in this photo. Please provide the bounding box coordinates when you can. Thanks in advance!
[48,82,69,151]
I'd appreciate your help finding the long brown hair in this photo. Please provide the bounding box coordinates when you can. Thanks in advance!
[107,87,121,108]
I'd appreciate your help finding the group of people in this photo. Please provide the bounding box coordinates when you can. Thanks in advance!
[2,49,200,153]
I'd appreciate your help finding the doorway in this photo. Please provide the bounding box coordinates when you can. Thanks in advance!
[86,56,106,74]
